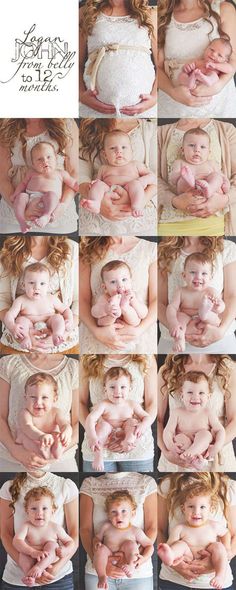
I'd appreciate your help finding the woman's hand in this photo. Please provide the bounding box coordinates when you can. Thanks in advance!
[80,89,116,114]
[172,553,213,582]
[24,197,44,221]
[187,192,228,217]
[191,78,228,97]
[100,187,132,220]
[120,93,156,116]
[105,429,136,453]
[13,446,49,470]
[170,85,212,107]
[93,324,134,350]
[106,553,126,578]
[186,324,225,347]
[172,192,207,213]
[161,448,194,468]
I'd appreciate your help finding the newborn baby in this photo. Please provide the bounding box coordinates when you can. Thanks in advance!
[166,252,225,352]
[80,130,156,217]
[16,373,72,460]
[158,485,230,590]
[13,486,74,587]
[91,259,148,328]
[177,38,233,90]
[93,490,153,589]
[85,366,152,470]
[3,262,74,349]
[163,371,225,470]
[10,141,79,233]
[170,127,230,199]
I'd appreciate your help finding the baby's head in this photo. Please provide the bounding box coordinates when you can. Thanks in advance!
[101,260,132,295]
[179,482,219,527]
[23,262,50,299]
[24,372,58,417]
[31,141,57,173]
[204,37,232,64]
[104,366,132,404]
[102,130,133,167]
[24,486,57,526]
[105,490,137,530]
[182,127,210,164]
[180,370,211,412]
[183,252,213,290]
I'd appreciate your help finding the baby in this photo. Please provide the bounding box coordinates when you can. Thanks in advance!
[158,483,231,590]
[91,260,148,328]
[13,486,74,587]
[85,366,152,471]
[80,130,156,217]
[177,38,233,90]
[10,141,79,233]
[16,373,72,460]
[163,371,225,470]
[93,490,153,589]
[3,262,74,349]
[170,127,230,199]
[166,252,225,352]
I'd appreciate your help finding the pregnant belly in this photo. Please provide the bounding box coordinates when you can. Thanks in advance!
[85,52,155,108]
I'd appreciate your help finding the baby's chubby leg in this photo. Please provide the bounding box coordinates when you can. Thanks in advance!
[124,179,145,217]
[35,191,59,228]
[181,429,212,461]
[176,165,196,194]
[47,314,66,346]
[80,180,110,214]
[92,419,113,472]
[170,311,190,353]
[97,294,122,327]
[13,192,31,234]
[120,540,140,577]
[207,542,228,589]
[196,172,228,199]
[122,418,139,451]
[198,295,221,326]
[19,553,36,586]
[158,541,193,566]
[27,541,58,581]
[93,543,112,589]
[15,316,33,350]
[173,433,192,454]
[50,431,64,459]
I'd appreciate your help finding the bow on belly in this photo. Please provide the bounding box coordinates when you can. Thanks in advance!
[86,43,150,91]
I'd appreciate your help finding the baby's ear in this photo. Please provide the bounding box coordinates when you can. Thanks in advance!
[101,282,106,291]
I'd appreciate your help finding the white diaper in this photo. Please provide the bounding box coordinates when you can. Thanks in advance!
[26,189,45,207]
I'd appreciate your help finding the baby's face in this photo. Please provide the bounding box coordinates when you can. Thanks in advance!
[182,494,211,527]
[26,496,54,526]
[108,500,134,529]
[105,375,131,404]
[103,134,133,167]
[183,133,210,164]
[181,379,210,411]
[204,39,230,64]
[24,270,50,299]
[25,383,55,416]
[103,266,132,295]
[32,143,57,174]
[183,260,212,290]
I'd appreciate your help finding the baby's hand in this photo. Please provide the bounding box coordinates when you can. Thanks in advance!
[12,324,25,340]
[56,545,72,559]
[183,62,196,73]
[60,424,72,446]
[205,444,219,460]
[205,61,215,70]
[41,434,54,447]
[88,435,101,451]
[135,422,147,438]
[169,324,182,339]
[32,549,49,561]
[10,193,17,203]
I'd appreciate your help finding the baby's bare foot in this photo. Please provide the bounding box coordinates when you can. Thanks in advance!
[92,455,104,471]
[210,573,225,589]
[158,543,174,566]
[51,436,64,459]
[20,336,32,350]
[52,334,64,346]
[22,576,36,587]
[122,564,136,577]
[19,221,30,234]
[40,443,51,460]
[35,214,51,228]
[132,209,144,217]
[80,199,101,214]
[180,165,195,188]
[195,179,211,198]
[199,294,213,319]
[97,575,108,589]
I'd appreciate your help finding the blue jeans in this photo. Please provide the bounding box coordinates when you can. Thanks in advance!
[83,459,154,472]
[159,581,233,590]
[1,573,74,590]
[85,573,153,590]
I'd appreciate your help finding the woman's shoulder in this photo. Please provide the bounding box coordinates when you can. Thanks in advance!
[227,477,236,505]
[0,354,20,382]
[61,477,79,502]
[138,238,157,261]
[222,239,236,265]
[220,1,235,18]
[0,480,12,499]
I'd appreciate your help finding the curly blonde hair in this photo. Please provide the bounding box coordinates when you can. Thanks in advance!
[160,354,232,402]
[79,119,118,162]
[0,236,71,276]
[24,486,57,512]
[80,0,154,37]
[81,354,150,378]
[0,119,71,161]
[158,0,229,48]
[105,490,137,513]
[79,237,114,264]
[9,474,28,513]
[159,473,230,517]
[158,237,224,274]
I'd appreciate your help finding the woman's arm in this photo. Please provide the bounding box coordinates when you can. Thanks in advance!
[0,499,19,564]
[0,145,15,206]
[52,120,78,220]
[158,48,212,107]
[224,363,236,445]
[143,355,157,423]
[227,504,236,558]
[79,363,90,429]
[135,492,157,568]
[80,493,94,561]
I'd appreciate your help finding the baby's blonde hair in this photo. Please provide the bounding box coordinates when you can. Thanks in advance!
[23,262,50,279]
[101,260,132,281]
[24,486,57,512]
[159,473,229,517]
[25,372,58,401]
[180,370,212,395]
[105,490,137,513]
[183,252,213,272]
[104,366,132,386]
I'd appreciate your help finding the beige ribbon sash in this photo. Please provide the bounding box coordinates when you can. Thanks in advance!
[86,43,150,91]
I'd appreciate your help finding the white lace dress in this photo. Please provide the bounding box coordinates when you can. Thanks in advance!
[80,239,157,353]
[80,472,157,579]
[0,473,78,585]
[158,239,236,353]
[0,354,79,471]
[82,356,154,464]
[158,362,236,472]
[158,477,235,588]
[79,121,157,236]
[159,0,236,118]
[79,13,157,118]
[0,128,78,234]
